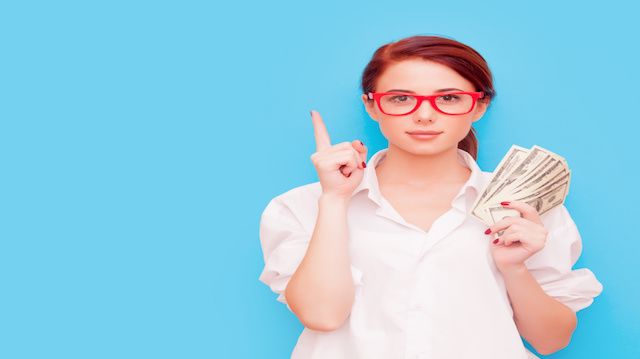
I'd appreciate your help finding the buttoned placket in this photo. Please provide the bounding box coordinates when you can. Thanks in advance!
[371,185,473,359]
[355,148,483,359]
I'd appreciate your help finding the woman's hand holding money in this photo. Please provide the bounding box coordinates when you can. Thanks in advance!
[484,201,549,273]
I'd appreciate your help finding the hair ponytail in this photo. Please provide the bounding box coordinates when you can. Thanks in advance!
[458,127,479,160]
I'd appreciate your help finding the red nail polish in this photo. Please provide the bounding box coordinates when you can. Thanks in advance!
[362,161,366,168]
[500,201,510,206]
[359,140,364,146]
[484,228,491,234]
[493,238,499,244]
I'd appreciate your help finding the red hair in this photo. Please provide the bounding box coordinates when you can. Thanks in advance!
[360,35,496,160]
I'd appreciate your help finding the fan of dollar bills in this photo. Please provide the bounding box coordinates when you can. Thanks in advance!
[470,145,571,228]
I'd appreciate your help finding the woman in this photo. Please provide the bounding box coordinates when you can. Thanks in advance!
[258,35,603,359]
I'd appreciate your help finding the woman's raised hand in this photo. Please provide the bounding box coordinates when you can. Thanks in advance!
[310,110,368,199]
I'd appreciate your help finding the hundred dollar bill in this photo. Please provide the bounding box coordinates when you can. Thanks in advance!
[484,178,570,236]
[470,145,530,224]
[481,146,550,206]
[508,157,565,197]
[486,177,569,222]
[496,158,569,203]
[490,150,570,209]
[471,145,571,230]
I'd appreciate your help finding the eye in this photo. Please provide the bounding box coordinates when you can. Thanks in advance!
[390,95,410,102]
[439,94,461,102]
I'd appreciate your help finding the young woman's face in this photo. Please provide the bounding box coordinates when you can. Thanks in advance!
[362,58,489,156]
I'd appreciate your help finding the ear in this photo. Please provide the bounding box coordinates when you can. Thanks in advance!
[471,100,489,123]
[361,93,379,123]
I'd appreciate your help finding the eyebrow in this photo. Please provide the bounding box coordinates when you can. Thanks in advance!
[386,88,464,93]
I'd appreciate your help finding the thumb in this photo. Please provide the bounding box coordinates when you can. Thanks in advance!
[352,140,368,168]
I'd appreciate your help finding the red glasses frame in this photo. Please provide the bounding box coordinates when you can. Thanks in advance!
[367,91,485,116]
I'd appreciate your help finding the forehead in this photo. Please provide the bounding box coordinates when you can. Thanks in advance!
[376,58,474,92]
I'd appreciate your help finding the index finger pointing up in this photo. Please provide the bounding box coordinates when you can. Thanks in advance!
[311,110,332,151]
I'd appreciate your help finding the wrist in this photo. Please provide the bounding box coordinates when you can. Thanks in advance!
[497,263,528,277]
[319,193,351,208]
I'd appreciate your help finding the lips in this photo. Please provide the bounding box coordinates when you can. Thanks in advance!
[406,130,443,135]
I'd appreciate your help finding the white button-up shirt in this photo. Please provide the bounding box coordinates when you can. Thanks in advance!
[258,147,603,359]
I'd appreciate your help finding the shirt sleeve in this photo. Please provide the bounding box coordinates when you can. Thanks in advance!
[257,196,365,312]
[524,204,604,312]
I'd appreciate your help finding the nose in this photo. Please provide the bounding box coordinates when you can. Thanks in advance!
[413,99,437,123]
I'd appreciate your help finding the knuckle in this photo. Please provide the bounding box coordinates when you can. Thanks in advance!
[497,218,514,228]
[527,207,540,215]
[315,158,326,167]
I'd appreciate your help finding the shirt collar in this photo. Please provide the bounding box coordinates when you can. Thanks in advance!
[351,147,486,213]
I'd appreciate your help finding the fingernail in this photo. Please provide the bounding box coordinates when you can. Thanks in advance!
[500,201,510,206]
[493,238,499,244]
[484,228,491,234]
[359,140,364,146]
[362,161,366,168]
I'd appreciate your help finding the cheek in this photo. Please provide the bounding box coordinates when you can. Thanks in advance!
[376,118,404,138]
[376,122,391,141]
[447,118,474,139]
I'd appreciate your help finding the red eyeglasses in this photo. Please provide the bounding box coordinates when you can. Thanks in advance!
[367,91,485,116]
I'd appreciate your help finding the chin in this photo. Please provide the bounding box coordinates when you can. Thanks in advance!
[396,140,453,156]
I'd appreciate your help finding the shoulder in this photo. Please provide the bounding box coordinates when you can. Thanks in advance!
[479,170,494,181]
[261,181,323,232]
[540,203,577,233]
[475,170,495,192]
[273,181,322,203]
[266,181,322,211]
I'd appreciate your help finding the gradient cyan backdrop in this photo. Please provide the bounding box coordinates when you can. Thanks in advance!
[1,1,638,358]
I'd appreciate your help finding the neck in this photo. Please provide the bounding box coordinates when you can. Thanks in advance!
[376,144,470,189]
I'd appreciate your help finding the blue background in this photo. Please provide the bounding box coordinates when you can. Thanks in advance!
[1,0,637,358]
